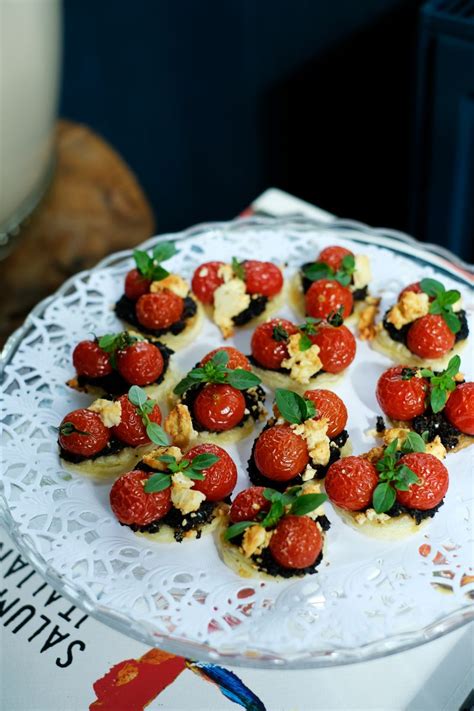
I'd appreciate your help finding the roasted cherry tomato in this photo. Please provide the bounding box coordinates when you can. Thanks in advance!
[244,260,283,297]
[192,383,246,432]
[398,281,424,299]
[124,268,152,301]
[200,346,251,371]
[72,340,113,379]
[116,341,164,386]
[136,290,184,330]
[396,452,449,510]
[376,366,429,421]
[317,245,353,272]
[309,322,356,373]
[325,456,379,511]
[110,469,172,526]
[191,261,225,304]
[406,314,455,359]
[112,394,162,447]
[229,486,271,523]
[251,318,299,370]
[304,389,348,438]
[269,515,322,569]
[188,443,237,501]
[59,409,110,456]
[444,382,474,435]
[254,424,309,481]
[305,279,353,321]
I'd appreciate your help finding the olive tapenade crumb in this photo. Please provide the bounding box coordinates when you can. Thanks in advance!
[126,499,218,542]
[59,436,127,463]
[115,294,197,337]
[412,410,462,450]
[253,548,323,578]
[232,295,268,326]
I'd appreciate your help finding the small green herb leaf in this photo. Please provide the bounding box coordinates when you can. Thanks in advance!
[211,350,230,368]
[373,482,396,513]
[394,464,419,491]
[59,422,90,437]
[133,241,177,281]
[290,493,327,516]
[273,324,289,341]
[275,389,315,424]
[146,422,168,446]
[189,453,220,470]
[226,369,261,390]
[401,431,426,454]
[431,387,448,413]
[224,521,256,540]
[152,242,177,264]
[441,310,461,334]
[260,500,284,528]
[299,333,313,352]
[302,262,333,282]
[420,278,444,298]
[144,472,172,493]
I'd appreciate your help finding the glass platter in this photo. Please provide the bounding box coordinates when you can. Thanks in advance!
[1,217,473,669]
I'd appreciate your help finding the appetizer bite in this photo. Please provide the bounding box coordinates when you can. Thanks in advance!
[325,432,449,539]
[68,330,174,398]
[110,443,236,542]
[247,389,351,491]
[58,386,167,477]
[290,245,372,321]
[375,357,474,453]
[249,314,356,393]
[373,278,469,367]
[218,483,329,579]
[165,348,266,447]
[115,242,202,348]
[191,257,284,338]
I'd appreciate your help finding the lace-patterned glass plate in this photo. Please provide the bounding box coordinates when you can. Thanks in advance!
[1,217,473,669]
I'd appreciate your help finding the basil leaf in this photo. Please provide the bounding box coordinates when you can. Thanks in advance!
[211,350,230,368]
[226,369,261,390]
[299,333,313,352]
[428,301,443,315]
[224,521,256,540]
[150,264,170,282]
[420,278,444,297]
[419,368,434,378]
[273,324,289,341]
[430,386,448,413]
[442,310,461,334]
[401,431,426,454]
[152,241,177,264]
[334,271,351,286]
[442,289,461,306]
[263,488,281,502]
[384,438,399,458]
[291,493,327,516]
[445,355,461,378]
[280,487,301,506]
[144,472,171,493]
[189,453,220,470]
[146,422,168,446]
[302,263,333,282]
[183,469,205,480]
[372,482,396,513]
[231,256,246,281]
[133,249,152,276]
[174,374,202,396]
[260,500,284,528]
[304,398,317,420]
[274,389,308,424]
[98,333,118,351]
[128,385,148,407]
[394,464,419,490]
[341,254,355,272]
[158,454,177,465]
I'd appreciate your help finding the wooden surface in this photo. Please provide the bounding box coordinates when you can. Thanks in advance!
[0,120,155,345]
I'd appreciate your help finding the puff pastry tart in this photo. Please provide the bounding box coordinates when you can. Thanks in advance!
[109,443,236,542]
[374,358,474,453]
[165,347,266,447]
[372,279,469,367]
[67,330,174,399]
[325,432,449,539]
[218,482,329,580]
[191,258,285,338]
[115,242,203,349]
[247,389,351,492]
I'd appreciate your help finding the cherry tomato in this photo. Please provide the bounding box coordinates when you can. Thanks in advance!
[269,515,322,569]
[200,346,251,371]
[136,291,184,330]
[244,260,283,297]
[303,389,348,438]
[251,319,298,370]
[124,268,152,301]
[229,486,271,523]
[192,383,246,432]
[317,245,353,272]
[398,281,424,299]
[305,279,353,321]
[444,382,474,435]
[187,443,237,501]
[325,456,379,511]
[112,394,162,447]
[116,341,164,386]
[376,366,429,421]
[72,340,113,379]
[110,469,172,526]
[309,322,356,373]
[191,261,225,304]
[406,314,455,359]
[254,425,309,481]
[59,409,110,457]
[396,452,449,510]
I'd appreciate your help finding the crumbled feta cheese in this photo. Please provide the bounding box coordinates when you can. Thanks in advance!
[386,292,430,329]
[213,278,250,338]
[217,264,234,283]
[383,428,411,448]
[353,254,371,290]
[88,399,122,428]
[241,525,272,558]
[150,274,188,298]
[165,404,197,448]
[170,472,206,515]
[142,446,183,470]
[301,464,315,482]
[354,508,391,525]
[291,417,330,466]
[281,334,322,384]
[358,298,381,341]
[425,436,447,460]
